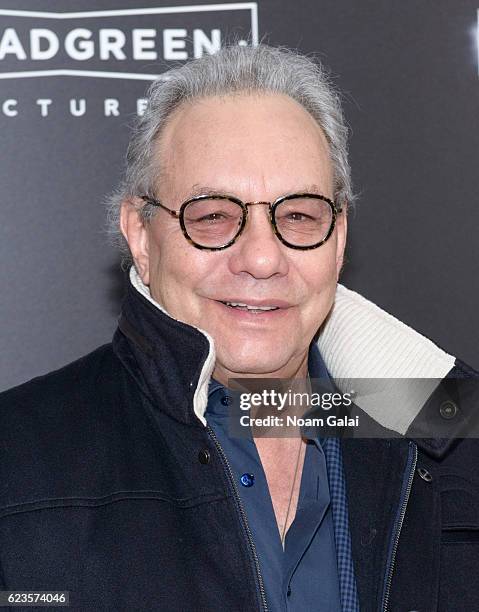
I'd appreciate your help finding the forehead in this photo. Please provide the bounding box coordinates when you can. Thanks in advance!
[155,92,334,202]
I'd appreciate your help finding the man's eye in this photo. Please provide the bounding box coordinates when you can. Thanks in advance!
[283,212,314,221]
[195,213,228,223]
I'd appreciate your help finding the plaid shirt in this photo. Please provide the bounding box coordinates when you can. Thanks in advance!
[323,436,359,611]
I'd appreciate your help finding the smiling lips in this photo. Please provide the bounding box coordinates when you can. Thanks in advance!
[217,299,293,315]
[221,301,279,313]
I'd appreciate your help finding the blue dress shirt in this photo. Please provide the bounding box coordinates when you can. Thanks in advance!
[206,344,358,611]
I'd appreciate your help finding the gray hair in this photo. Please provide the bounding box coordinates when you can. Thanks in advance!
[106,44,354,265]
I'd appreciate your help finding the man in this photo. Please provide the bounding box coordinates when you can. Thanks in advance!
[0,44,478,611]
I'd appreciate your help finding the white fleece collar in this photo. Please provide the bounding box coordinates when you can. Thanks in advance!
[316,284,455,434]
[130,267,456,432]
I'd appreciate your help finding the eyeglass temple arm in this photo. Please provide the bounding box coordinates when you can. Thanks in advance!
[139,195,179,218]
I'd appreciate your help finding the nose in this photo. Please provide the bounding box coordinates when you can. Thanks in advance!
[228,203,289,279]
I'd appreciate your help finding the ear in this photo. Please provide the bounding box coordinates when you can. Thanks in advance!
[335,206,348,278]
[120,198,151,285]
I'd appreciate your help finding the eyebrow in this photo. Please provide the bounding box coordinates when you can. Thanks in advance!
[184,185,230,199]
[182,183,328,201]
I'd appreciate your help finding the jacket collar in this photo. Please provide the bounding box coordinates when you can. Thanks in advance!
[114,267,469,455]
[113,268,214,428]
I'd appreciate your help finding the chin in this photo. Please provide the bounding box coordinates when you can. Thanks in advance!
[216,345,295,378]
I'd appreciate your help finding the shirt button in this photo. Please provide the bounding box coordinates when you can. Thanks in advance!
[439,400,458,420]
[240,473,255,487]
[221,395,232,406]
[198,449,210,465]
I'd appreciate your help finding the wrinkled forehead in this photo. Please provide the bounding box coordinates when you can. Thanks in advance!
[152,92,334,204]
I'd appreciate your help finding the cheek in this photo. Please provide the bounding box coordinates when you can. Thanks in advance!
[298,249,338,319]
[300,244,339,292]
[148,223,189,280]
[148,236,213,315]
[156,250,195,295]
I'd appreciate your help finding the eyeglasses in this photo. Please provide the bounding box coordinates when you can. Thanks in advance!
[139,192,343,251]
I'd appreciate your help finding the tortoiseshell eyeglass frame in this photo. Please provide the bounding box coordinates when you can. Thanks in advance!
[139,193,343,251]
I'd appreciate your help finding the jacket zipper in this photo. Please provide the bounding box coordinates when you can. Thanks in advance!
[381,441,418,612]
[207,425,268,612]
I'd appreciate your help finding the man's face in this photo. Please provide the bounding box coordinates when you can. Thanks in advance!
[124,93,347,383]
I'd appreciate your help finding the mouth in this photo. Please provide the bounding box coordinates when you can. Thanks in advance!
[211,298,292,325]
[219,301,280,314]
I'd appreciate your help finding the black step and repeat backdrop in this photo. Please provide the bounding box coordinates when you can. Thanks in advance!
[1,1,478,390]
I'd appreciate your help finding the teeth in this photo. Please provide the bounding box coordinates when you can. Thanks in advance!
[223,301,279,311]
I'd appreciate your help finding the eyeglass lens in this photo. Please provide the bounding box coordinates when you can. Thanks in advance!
[182,197,334,248]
